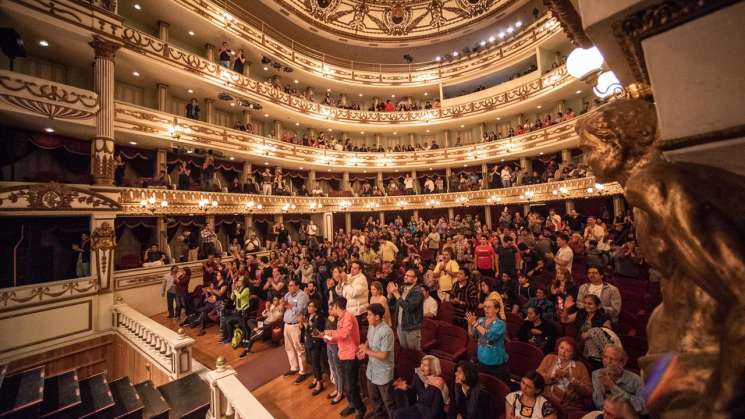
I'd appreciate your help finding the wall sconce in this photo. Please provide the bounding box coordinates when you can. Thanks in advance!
[139,196,168,213]
[520,191,535,201]
[245,201,263,211]
[168,124,191,139]
[366,202,380,210]
[397,200,408,208]
[487,196,502,204]
[281,203,297,212]
[587,183,606,194]
[426,199,440,207]
[339,200,352,210]
[198,198,218,211]
[455,196,469,205]
[552,186,569,197]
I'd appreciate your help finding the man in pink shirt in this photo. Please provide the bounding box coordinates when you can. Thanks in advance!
[322,296,365,418]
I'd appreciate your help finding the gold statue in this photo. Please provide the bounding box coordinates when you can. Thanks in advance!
[577,98,745,419]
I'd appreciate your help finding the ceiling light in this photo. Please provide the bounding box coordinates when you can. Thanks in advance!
[499,32,505,38]
[129,141,137,145]
[537,105,542,109]
[426,129,430,133]
[263,66,269,71]
[567,46,604,79]
[435,56,442,62]
[488,36,495,43]
[358,93,363,97]
[360,131,365,134]
[393,132,397,135]
[496,117,501,120]
[294,79,299,84]
[39,40,49,47]
[132,71,140,77]
[328,128,332,131]
[44,128,54,133]
[424,92,428,96]
[188,31,195,36]
[452,51,459,57]
[479,41,486,47]
[264,162,269,165]
[460,124,464,128]
[299,167,304,170]
[507,26,514,33]
[133,3,141,10]
[188,89,194,93]
[295,122,300,126]
[264,113,269,117]
[230,102,235,106]
[516,21,523,28]
[391,94,396,98]
[327,169,331,172]
[327,88,331,92]
[229,156,235,160]
[576,90,582,94]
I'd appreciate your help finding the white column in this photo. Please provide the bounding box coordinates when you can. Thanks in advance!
[612,195,625,221]
[342,172,350,192]
[448,208,454,219]
[156,83,168,112]
[345,213,352,234]
[273,120,282,141]
[89,36,120,186]
[484,206,492,230]
[158,20,169,42]
[562,149,573,164]
[242,162,252,185]
[322,212,333,241]
[205,43,216,62]
[379,212,385,225]
[156,149,167,177]
[204,99,214,124]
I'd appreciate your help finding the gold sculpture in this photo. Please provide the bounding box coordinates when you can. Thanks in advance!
[577,98,745,419]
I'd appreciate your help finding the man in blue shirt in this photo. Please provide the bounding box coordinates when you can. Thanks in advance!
[282,279,310,383]
[358,303,395,419]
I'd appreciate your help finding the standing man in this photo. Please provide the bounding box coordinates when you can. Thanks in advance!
[388,269,424,350]
[282,279,310,383]
[72,233,91,277]
[359,303,396,419]
[322,297,365,419]
[378,236,399,264]
[576,267,622,323]
[555,233,574,274]
[162,266,179,318]
[434,249,459,301]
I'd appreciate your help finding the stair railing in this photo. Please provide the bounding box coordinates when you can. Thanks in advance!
[205,356,273,419]
[112,301,195,379]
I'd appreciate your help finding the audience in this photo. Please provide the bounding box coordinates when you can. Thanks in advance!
[505,370,557,419]
[591,345,647,416]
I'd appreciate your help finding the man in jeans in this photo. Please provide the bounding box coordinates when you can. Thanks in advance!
[387,269,424,350]
[359,303,395,419]
[282,279,310,383]
[322,297,365,419]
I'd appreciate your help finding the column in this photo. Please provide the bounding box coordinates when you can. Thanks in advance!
[156,149,167,177]
[274,214,283,224]
[322,212,333,241]
[565,199,576,214]
[204,98,214,124]
[244,214,253,239]
[520,157,532,174]
[411,170,418,193]
[409,133,415,148]
[375,134,382,148]
[156,83,168,112]
[242,162,252,185]
[345,213,352,234]
[89,36,120,186]
[445,167,452,192]
[158,20,169,42]
[207,215,216,229]
[557,100,567,115]
[443,130,450,148]
[308,170,317,192]
[484,206,492,230]
[612,195,626,220]
[242,110,251,128]
[273,120,282,141]
[413,209,419,220]
[438,82,444,102]
[479,123,486,139]
[205,44,216,62]
[481,163,488,189]
[379,211,385,225]
[342,172,350,192]
[523,204,530,216]
[156,216,167,251]
[561,149,573,164]
[377,172,384,190]
[448,208,454,219]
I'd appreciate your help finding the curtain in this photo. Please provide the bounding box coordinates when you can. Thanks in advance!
[115,217,156,241]
[118,146,153,161]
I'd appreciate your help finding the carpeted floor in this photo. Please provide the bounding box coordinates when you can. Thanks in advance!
[234,346,290,390]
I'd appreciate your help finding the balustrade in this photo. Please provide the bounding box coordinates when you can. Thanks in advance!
[206,357,273,419]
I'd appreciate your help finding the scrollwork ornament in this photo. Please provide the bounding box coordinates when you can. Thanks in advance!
[91,222,116,251]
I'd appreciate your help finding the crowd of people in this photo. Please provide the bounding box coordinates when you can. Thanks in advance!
[162,204,650,418]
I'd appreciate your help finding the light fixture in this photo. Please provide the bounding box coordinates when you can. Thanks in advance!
[328,128,332,132]
[230,102,235,107]
[393,132,397,135]
[426,199,440,207]
[44,127,54,133]
[452,51,459,57]
[488,36,495,43]
[455,196,469,205]
[133,3,141,10]
[496,117,501,121]
[264,113,269,117]
[537,105,542,109]
[229,156,235,160]
[132,71,140,77]
[391,94,396,98]
[487,196,502,203]
[188,31,195,36]
[593,71,622,98]
[327,88,331,92]
[515,21,523,28]
[129,141,137,145]
[39,40,49,47]
[397,200,408,208]
[360,131,365,135]
[309,202,323,210]
[507,26,514,33]
[188,89,194,93]
[520,191,535,201]
[567,46,604,80]
[358,93,363,97]
[339,200,352,210]
[140,196,168,213]
[460,124,464,128]
[366,202,380,209]
[499,32,506,38]
[426,129,430,133]
[435,56,442,62]
[281,203,296,212]
[295,122,300,126]
[424,92,428,96]
[479,40,486,47]
[198,198,218,211]
[263,66,268,71]
[576,90,582,94]
[553,186,569,197]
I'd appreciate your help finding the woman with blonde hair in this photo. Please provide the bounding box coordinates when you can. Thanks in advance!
[369,280,391,325]
[392,355,448,419]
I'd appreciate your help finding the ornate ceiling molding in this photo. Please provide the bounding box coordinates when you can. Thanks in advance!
[262,0,522,44]
[542,0,592,48]
[0,70,99,120]
[0,183,122,212]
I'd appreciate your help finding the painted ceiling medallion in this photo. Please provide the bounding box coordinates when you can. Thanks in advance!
[265,0,523,45]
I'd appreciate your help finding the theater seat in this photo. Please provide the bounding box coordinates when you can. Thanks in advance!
[421,318,438,351]
[479,373,510,419]
[428,323,467,362]
[436,302,455,324]
[620,335,648,372]
[506,341,544,381]
[506,312,524,339]
[395,348,425,383]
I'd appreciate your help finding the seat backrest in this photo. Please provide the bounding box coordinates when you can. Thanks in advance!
[439,358,456,385]
[478,373,510,416]
[436,323,468,349]
[466,336,477,361]
[436,302,455,324]
[422,318,439,341]
[505,341,544,378]
[395,348,425,383]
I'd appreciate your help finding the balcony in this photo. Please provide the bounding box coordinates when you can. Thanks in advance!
[0,70,98,122]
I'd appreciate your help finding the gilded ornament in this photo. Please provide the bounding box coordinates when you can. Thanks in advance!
[91,222,117,251]
[89,35,121,60]
[577,98,745,419]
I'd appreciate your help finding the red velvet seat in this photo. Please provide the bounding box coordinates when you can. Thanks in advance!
[439,358,456,385]
[479,373,510,419]
[506,312,523,339]
[421,318,439,351]
[506,341,544,381]
[616,311,635,336]
[428,323,468,362]
[620,335,648,372]
[395,348,425,383]
[466,335,477,361]
[436,302,455,324]
[632,313,650,337]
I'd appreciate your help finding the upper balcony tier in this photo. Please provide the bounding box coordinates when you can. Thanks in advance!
[0,69,585,172]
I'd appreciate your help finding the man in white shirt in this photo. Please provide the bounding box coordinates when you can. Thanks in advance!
[584,216,606,244]
[403,174,415,195]
[434,249,459,301]
[423,177,435,193]
[423,292,438,318]
[337,261,369,320]
[555,233,574,273]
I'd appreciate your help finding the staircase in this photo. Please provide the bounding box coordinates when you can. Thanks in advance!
[0,363,210,419]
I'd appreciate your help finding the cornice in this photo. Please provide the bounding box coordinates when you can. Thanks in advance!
[0,70,99,120]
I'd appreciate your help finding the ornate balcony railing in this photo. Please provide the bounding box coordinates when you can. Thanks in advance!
[206,358,273,419]
[175,0,562,87]
[0,70,99,121]
[112,302,194,379]
[115,100,582,171]
[112,177,622,215]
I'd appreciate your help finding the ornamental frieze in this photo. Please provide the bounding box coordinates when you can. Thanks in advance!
[266,0,514,44]
[0,70,99,120]
[0,183,121,211]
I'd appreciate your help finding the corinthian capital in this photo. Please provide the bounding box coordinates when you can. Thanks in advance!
[89,35,121,61]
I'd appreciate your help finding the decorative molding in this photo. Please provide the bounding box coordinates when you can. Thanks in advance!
[92,221,116,290]
[89,35,121,61]
[0,278,98,312]
[0,183,121,212]
[0,70,99,120]
[612,0,740,85]
[265,0,514,44]
[656,123,745,151]
[543,0,592,48]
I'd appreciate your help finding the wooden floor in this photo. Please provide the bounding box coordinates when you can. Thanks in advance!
[151,312,373,419]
